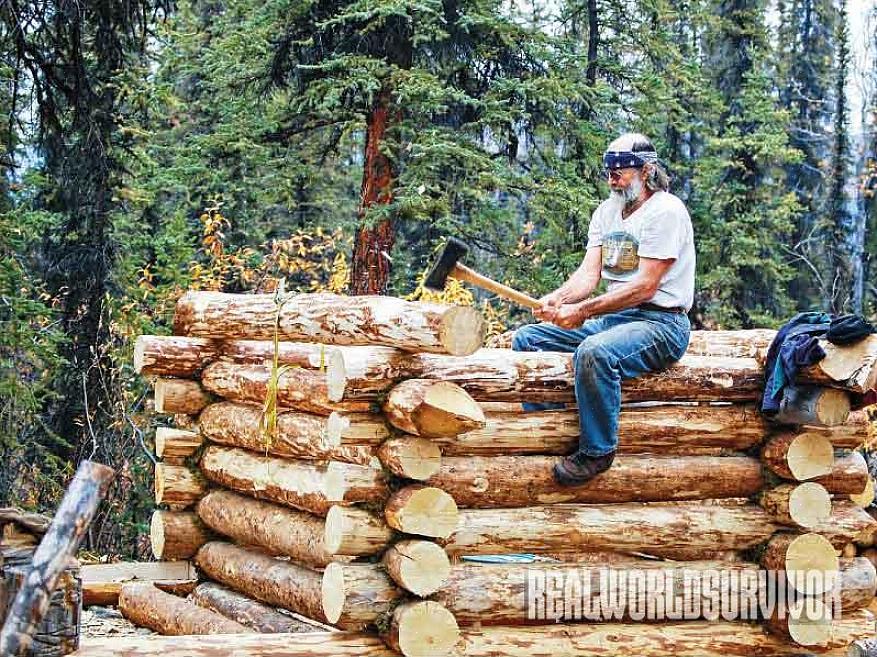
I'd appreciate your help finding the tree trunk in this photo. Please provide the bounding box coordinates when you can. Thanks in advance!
[118,582,251,635]
[154,463,207,509]
[377,437,442,481]
[758,482,832,529]
[194,542,326,623]
[82,562,197,607]
[173,291,485,356]
[198,446,387,517]
[384,485,459,539]
[0,460,113,657]
[443,502,777,556]
[383,540,451,596]
[383,601,460,657]
[323,506,396,556]
[320,562,401,630]
[155,428,203,463]
[425,455,764,508]
[154,379,213,415]
[196,489,340,568]
[382,380,485,438]
[190,582,325,633]
[150,510,213,561]
[199,401,376,466]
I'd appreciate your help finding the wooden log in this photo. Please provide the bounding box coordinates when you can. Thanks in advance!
[758,482,832,529]
[155,427,203,463]
[198,446,387,516]
[190,582,323,633]
[195,541,327,623]
[0,460,114,657]
[323,506,396,556]
[82,561,197,607]
[383,540,451,596]
[425,455,765,508]
[773,385,851,427]
[685,329,775,358]
[824,410,873,449]
[198,401,377,466]
[320,562,401,630]
[761,432,835,480]
[154,378,213,415]
[836,557,877,611]
[150,510,213,561]
[377,437,441,481]
[384,601,460,657]
[760,532,839,595]
[154,463,207,508]
[326,411,390,446]
[443,502,778,556]
[196,489,338,568]
[134,335,217,377]
[326,347,766,403]
[384,485,459,539]
[812,502,877,549]
[118,582,251,635]
[173,291,486,356]
[764,597,833,647]
[851,476,876,508]
[802,335,877,394]
[812,451,871,495]
[382,380,485,438]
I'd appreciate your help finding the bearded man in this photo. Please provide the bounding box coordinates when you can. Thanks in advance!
[512,133,695,486]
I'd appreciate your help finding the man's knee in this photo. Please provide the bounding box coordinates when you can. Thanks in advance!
[574,338,613,369]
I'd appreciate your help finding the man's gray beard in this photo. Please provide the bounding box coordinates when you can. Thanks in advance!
[609,176,644,208]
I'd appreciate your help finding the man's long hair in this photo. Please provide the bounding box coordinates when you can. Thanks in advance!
[607,133,670,192]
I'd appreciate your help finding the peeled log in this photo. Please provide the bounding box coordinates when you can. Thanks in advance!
[155,427,203,463]
[173,291,486,356]
[760,533,839,595]
[377,437,441,481]
[384,485,459,539]
[196,489,338,568]
[134,335,218,377]
[812,452,871,495]
[383,540,451,596]
[384,601,460,657]
[118,582,251,635]
[321,562,401,629]
[685,329,775,358]
[443,502,777,556]
[199,401,377,466]
[851,476,876,508]
[154,378,213,415]
[382,380,485,438]
[773,385,851,427]
[195,541,327,623]
[154,463,207,508]
[190,582,321,633]
[765,597,836,648]
[199,446,387,516]
[150,510,213,561]
[758,483,832,529]
[811,502,877,549]
[761,432,835,481]
[326,346,765,403]
[426,455,764,508]
[324,506,396,556]
[836,557,877,611]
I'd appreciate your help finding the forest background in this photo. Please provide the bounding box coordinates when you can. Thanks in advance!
[0,0,875,557]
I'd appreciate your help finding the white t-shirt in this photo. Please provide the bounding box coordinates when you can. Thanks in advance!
[586,191,695,311]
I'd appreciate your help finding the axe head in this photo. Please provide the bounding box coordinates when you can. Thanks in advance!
[425,238,470,291]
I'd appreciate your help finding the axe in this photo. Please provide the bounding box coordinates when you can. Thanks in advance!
[424,238,540,309]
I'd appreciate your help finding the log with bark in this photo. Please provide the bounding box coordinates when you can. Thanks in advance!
[377,437,441,481]
[0,460,114,657]
[760,432,835,480]
[812,502,877,549]
[383,540,451,596]
[195,542,327,623]
[150,510,213,561]
[443,502,778,556]
[323,506,396,556]
[198,401,377,466]
[196,489,339,568]
[383,601,459,657]
[155,427,203,463]
[758,482,832,529]
[382,380,485,438]
[384,485,459,539]
[154,463,207,509]
[198,446,388,516]
[173,291,486,356]
[425,455,765,507]
[320,562,401,629]
[772,385,851,427]
[134,335,218,377]
[82,561,197,607]
[118,582,251,635]
[764,597,834,648]
[190,582,326,633]
[154,378,213,415]
[760,532,839,595]
[836,557,877,612]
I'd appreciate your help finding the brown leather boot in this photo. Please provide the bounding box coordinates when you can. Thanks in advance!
[553,450,616,486]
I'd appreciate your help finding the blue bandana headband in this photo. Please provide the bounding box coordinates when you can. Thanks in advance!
[603,150,659,170]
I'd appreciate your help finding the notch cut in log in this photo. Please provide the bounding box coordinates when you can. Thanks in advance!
[760,532,839,595]
[758,482,832,529]
[383,540,451,596]
[173,291,486,356]
[83,561,198,607]
[384,486,459,539]
[118,582,251,635]
[155,427,203,463]
[199,445,387,516]
[324,506,396,556]
[196,489,340,568]
[154,378,213,415]
[154,463,207,509]
[384,601,460,657]
[773,385,851,427]
[377,437,441,481]
[382,380,485,438]
[150,510,213,561]
[320,562,401,629]
[190,582,328,633]
[0,460,114,657]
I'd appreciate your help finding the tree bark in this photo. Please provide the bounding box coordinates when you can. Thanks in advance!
[836,557,877,611]
[196,489,339,568]
[384,485,459,539]
[199,446,387,517]
[118,582,251,635]
[0,460,114,657]
[195,542,327,623]
[150,510,213,561]
[377,437,441,481]
[154,379,213,415]
[173,291,485,356]
[134,335,217,377]
[155,427,203,463]
[425,455,765,508]
[443,502,778,556]
[154,463,207,509]
[383,600,460,657]
[190,582,324,633]
[383,540,451,596]
[321,562,401,630]
[198,401,376,466]
[323,506,396,556]
[82,561,197,607]
[382,380,485,438]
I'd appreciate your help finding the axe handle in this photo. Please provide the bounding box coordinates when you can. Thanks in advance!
[451,263,541,309]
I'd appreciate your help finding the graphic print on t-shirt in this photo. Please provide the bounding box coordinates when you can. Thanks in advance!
[602,230,640,278]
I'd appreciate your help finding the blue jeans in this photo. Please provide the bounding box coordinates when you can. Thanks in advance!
[512,308,690,457]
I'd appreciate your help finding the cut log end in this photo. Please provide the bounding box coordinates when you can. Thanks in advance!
[323,506,395,556]
[439,306,486,356]
[384,540,451,596]
[789,482,832,528]
[785,533,840,594]
[385,601,460,657]
[786,597,833,647]
[384,486,459,539]
[384,380,485,438]
[377,437,442,481]
[321,562,346,624]
[850,476,876,508]
[766,432,835,481]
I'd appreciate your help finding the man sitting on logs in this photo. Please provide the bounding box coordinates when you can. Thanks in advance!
[513,133,695,486]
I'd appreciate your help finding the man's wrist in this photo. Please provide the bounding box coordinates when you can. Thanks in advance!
[576,300,593,322]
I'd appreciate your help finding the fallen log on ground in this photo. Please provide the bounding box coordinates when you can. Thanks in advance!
[118,582,251,635]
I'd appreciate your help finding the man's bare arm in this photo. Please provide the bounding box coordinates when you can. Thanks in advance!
[553,247,603,304]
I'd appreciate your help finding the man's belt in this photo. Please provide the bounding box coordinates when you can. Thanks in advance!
[638,302,686,314]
